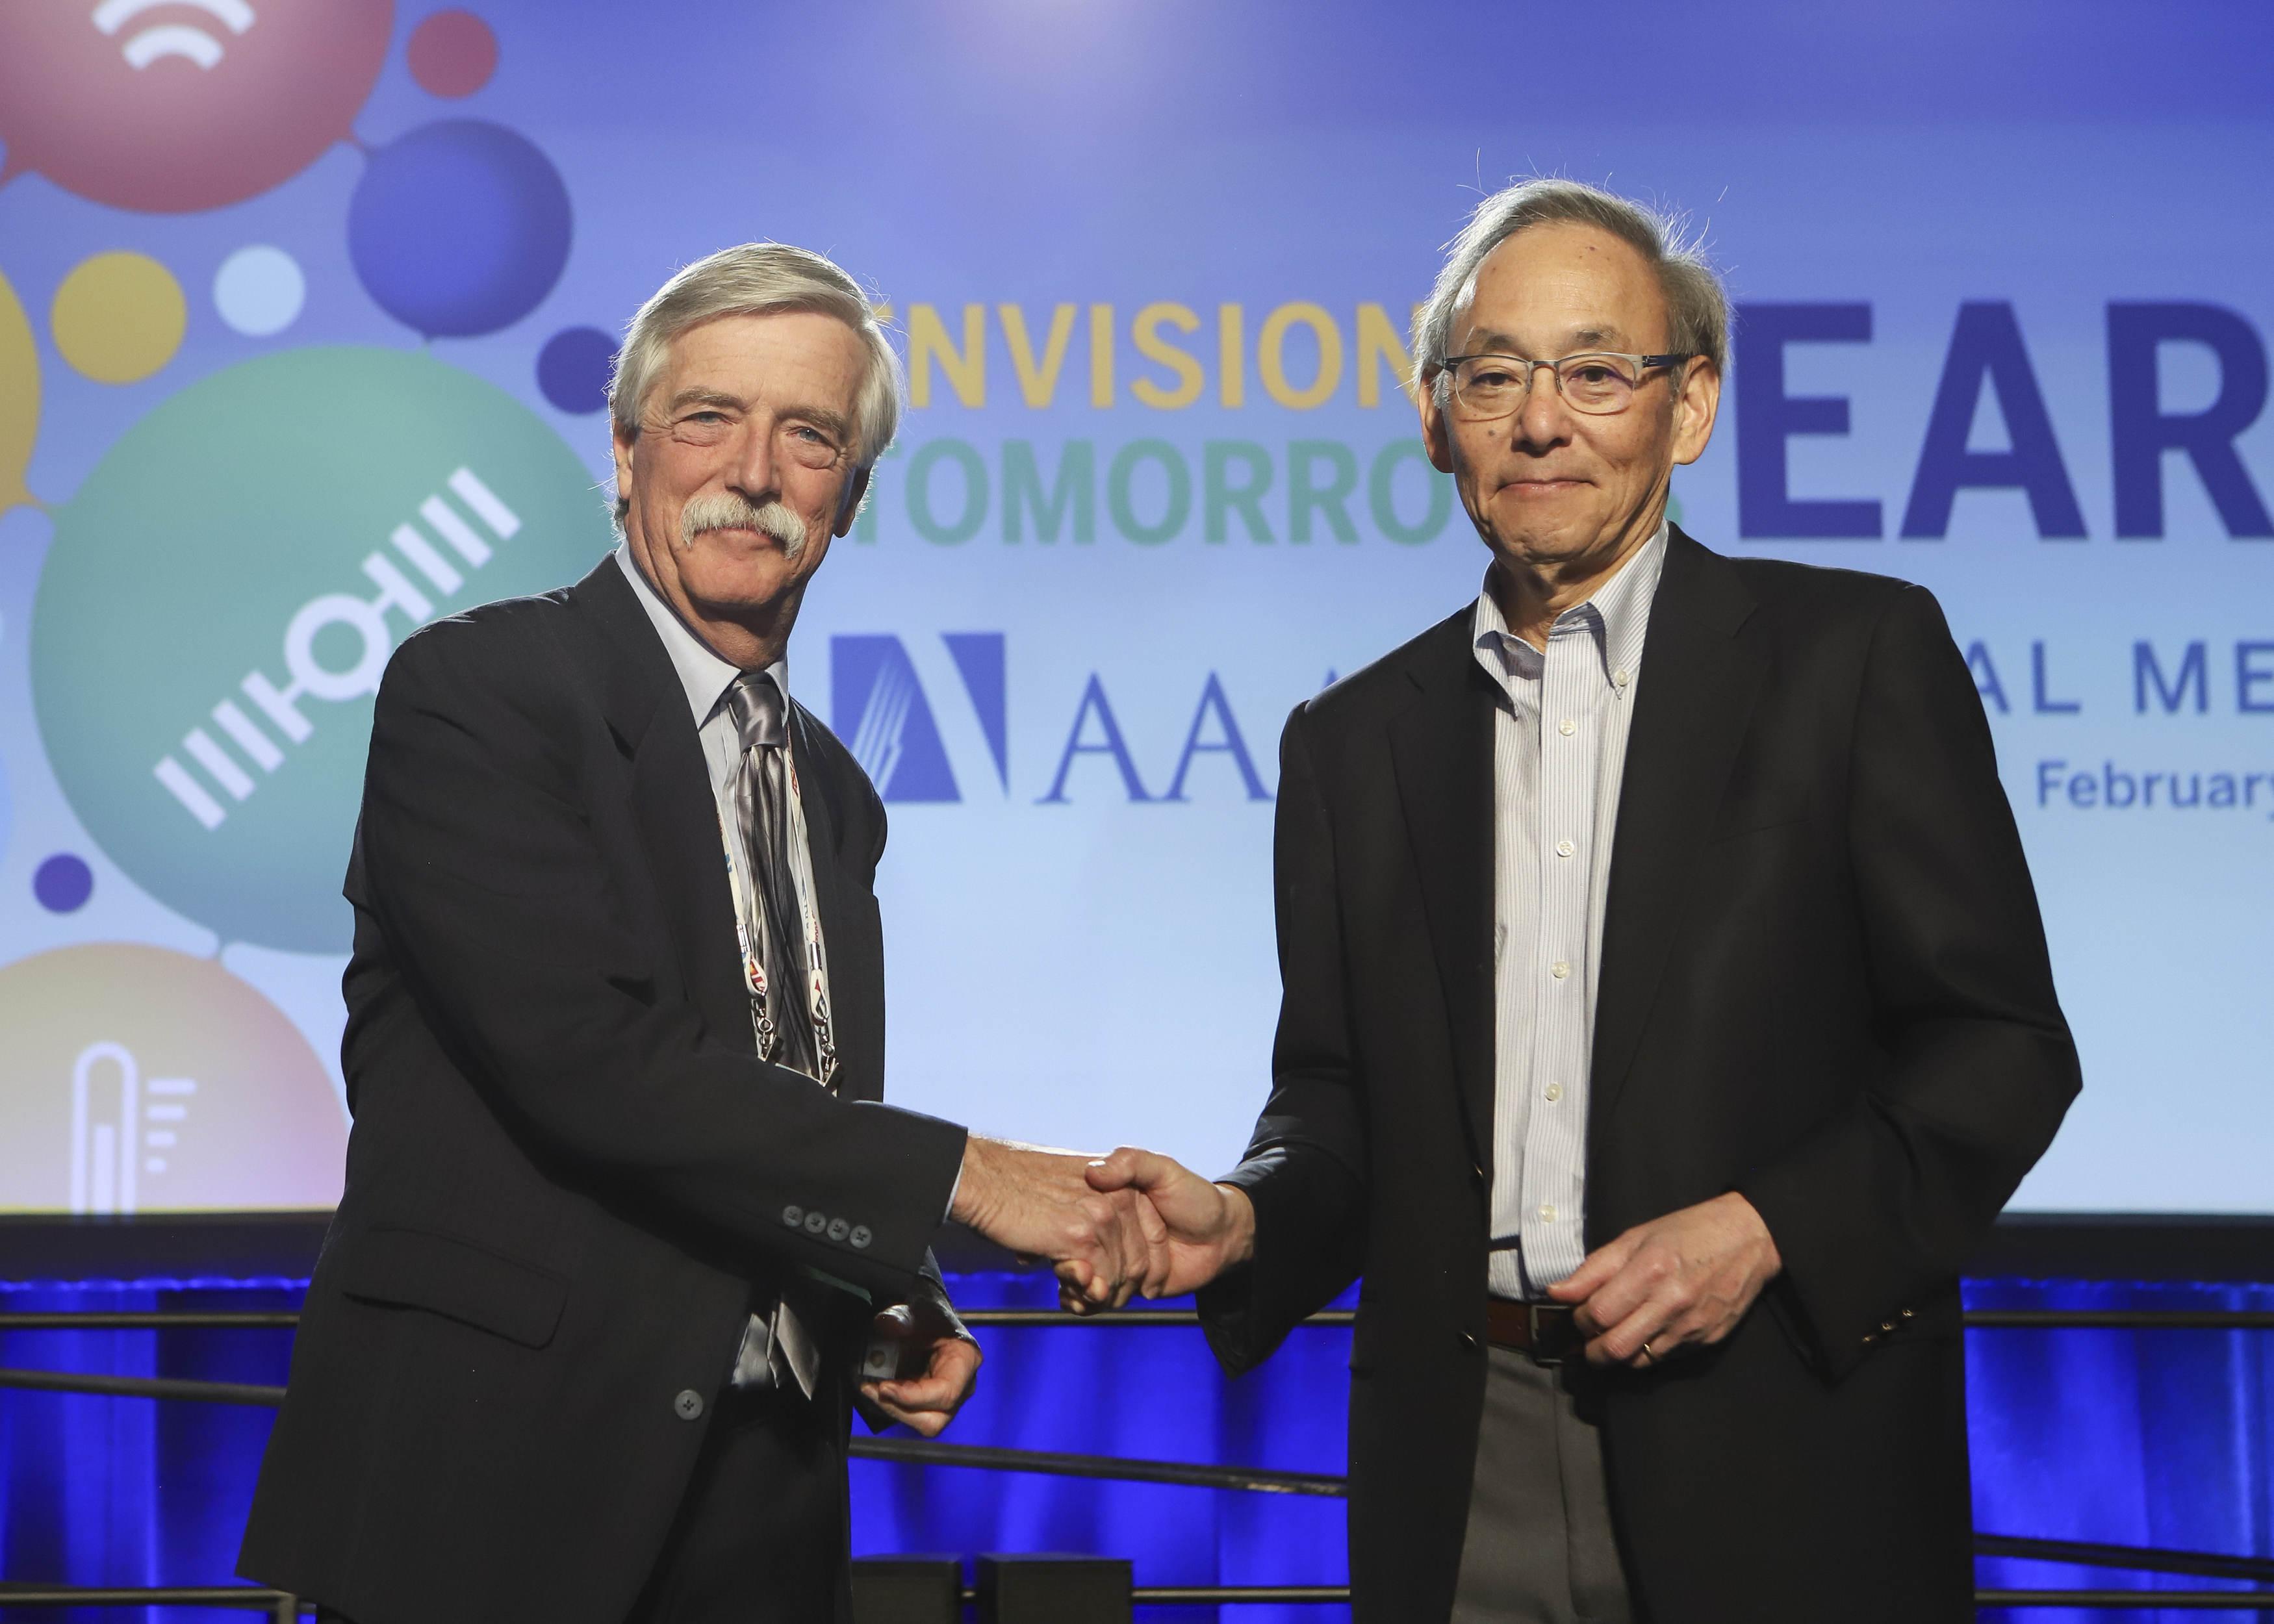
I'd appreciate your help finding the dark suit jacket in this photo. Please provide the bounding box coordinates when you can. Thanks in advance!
[1198,528,2078,1623]
[238,558,968,1624]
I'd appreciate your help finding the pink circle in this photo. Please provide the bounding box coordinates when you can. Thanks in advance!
[0,0,393,215]
[407,10,498,99]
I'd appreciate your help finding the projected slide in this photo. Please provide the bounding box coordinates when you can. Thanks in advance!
[0,3,2266,1213]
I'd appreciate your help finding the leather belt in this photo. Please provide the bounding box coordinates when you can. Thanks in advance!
[1485,1299,1581,1366]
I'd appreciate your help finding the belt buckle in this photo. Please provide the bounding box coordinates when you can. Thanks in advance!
[1527,1302,1565,1367]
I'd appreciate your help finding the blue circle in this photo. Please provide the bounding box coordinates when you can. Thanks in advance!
[347,120,572,338]
[537,325,616,414]
[34,854,93,913]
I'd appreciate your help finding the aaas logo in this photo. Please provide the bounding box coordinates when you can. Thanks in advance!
[832,634,1008,804]
[830,633,1275,807]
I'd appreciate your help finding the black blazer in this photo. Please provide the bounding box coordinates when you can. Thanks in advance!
[238,559,968,1624]
[1198,529,2078,1623]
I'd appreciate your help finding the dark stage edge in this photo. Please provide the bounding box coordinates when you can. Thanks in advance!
[0,1212,2268,1287]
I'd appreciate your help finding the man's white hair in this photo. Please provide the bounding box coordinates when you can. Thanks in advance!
[1411,178,1731,401]
[608,242,904,483]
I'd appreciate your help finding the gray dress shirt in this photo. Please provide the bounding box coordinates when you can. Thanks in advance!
[1476,522,1666,1300]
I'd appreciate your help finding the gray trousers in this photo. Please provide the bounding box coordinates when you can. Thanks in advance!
[1450,1346,1636,1624]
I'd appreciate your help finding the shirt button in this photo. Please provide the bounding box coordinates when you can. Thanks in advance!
[1538,1204,1558,1223]
[673,1389,704,1421]
[1612,668,1631,688]
[1557,718,1576,737]
[1550,961,1570,980]
[1555,839,1576,858]
[1544,1082,1563,1103]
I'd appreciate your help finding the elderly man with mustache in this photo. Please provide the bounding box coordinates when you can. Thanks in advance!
[239,244,1166,1624]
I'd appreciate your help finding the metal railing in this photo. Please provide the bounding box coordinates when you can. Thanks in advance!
[4,1582,2274,1614]
[4,1303,2271,1614]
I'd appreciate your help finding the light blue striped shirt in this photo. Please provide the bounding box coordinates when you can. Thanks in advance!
[1477,523,1666,1299]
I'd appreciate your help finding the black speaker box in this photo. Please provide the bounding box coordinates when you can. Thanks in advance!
[975,1554,1132,1623]
[850,1556,964,1624]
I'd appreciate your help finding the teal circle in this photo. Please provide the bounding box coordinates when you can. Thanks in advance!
[32,346,614,952]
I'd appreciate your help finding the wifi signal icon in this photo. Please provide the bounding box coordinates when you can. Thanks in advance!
[90,0,257,70]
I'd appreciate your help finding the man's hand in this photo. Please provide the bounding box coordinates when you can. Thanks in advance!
[1546,1191,1782,1369]
[860,1300,980,1438]
[950,1134,1169,1307]
[1072,1147,1256,1310]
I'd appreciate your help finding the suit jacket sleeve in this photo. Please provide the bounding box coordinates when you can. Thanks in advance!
[355,615,968,1302]
[1737,585,2079,1378]
[1199,704,1368,1375]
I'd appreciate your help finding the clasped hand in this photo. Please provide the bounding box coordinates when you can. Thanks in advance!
[950,1136,1254,1310]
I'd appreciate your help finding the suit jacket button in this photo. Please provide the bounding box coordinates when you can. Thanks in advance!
[827,1218,850,1243]
[673,1389,704,1421]
[1880,1320,1897,1334]
[804,1210,828,1235]
[849,1226,873,1249]
[1861,1332,1878,1347]
[1461,1330,1481,1351]
[782,1206,804,1228]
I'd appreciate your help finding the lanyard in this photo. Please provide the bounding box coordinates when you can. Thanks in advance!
[716,728,839,1089]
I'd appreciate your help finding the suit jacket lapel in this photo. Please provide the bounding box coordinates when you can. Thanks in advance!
[573,559,753,1054]
[1388,612,1501,1168]
[1589,527,1765,1133]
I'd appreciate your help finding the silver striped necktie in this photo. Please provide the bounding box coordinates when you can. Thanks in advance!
[725,672,821,1082]
[725,670,823,1399]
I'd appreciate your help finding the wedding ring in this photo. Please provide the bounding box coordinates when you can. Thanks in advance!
[1640,1341,1655,1364]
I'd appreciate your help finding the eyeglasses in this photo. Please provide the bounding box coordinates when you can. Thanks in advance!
[1439,350,1694,420]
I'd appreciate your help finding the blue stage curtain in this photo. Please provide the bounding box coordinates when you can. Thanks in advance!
[1967,1276,2274,1624]
[0,1279,300,1624]
[847,1270,1353,1624]
[5,1273,2272,1623]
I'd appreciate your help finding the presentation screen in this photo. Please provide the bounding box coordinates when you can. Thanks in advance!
[0,2,2266,1215]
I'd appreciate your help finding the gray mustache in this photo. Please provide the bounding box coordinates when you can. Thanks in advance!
[679,494,808,559]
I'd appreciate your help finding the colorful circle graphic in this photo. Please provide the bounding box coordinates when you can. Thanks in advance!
[537,325,615,414]
[348,120,572,338]
[51,251,187,383]
[407,9,499,99]
[0,266,37,511]
[31,346,616,953]
[0,944,344,1212]
[214,245,307,338]
[0,0,394,215]
[34,854,94,914]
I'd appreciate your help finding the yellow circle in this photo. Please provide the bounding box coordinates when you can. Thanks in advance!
[51,251,187,385]
[0,266,38,509]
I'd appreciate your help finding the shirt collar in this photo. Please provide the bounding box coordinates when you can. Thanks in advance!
[1470,518,1667,692]
[613,542,791,730]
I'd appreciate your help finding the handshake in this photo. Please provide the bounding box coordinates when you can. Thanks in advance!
[862,1136,1250,1435]
[948,1135,1256,1310]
